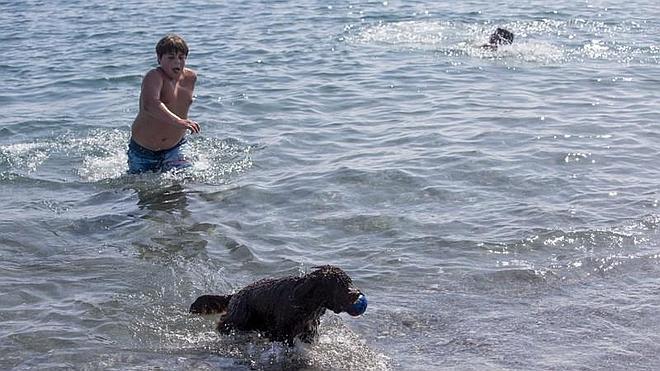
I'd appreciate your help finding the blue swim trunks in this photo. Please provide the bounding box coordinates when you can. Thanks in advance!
[127,138,191,174]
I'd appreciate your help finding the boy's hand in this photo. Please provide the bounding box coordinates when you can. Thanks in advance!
[177,118,200,134]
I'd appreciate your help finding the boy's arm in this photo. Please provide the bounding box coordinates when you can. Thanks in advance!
[140,70,200,133]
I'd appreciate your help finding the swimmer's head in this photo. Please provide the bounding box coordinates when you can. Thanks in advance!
[156,34,189,62]
[489,28,514,46]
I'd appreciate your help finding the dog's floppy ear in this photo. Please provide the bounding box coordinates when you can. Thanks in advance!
[291,270,327,307]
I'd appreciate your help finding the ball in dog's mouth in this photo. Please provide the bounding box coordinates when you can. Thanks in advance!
[346,294,367,316]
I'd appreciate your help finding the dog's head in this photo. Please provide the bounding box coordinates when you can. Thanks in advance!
[489,27,514,46]
[293,265,365,315]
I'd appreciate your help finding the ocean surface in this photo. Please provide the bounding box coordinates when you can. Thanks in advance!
[2,0,660,369]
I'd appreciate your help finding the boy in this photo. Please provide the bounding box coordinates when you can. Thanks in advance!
[128,34,200,174]
[482,27,514,51]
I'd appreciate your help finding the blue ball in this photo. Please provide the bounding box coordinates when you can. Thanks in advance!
[346,294,368,316]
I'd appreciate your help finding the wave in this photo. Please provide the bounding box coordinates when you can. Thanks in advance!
[476,214,660,282]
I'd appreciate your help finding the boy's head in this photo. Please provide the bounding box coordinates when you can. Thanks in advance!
[489,28,514,46]
[156,34,189,62]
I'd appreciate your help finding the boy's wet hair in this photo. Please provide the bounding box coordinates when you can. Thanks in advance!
[156,34,189,60]
[489,28,514,45]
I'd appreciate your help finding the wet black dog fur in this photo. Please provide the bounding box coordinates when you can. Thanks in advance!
[189,265,364,345]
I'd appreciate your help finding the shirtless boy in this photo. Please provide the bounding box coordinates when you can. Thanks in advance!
[128,34,200,173]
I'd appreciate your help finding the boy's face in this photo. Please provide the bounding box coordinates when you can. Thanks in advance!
[158,51,187,79]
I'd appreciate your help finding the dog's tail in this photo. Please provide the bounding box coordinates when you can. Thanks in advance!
[189,294,232,315]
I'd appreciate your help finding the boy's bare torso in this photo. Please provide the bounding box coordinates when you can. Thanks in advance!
[131,67,196,151]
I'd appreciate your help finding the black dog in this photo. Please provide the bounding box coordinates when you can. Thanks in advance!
[483,27,514,50]
[190,265,367,344]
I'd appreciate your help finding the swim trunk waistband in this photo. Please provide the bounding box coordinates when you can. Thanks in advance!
[129,138,187,156]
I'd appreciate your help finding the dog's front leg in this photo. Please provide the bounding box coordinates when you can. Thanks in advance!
[296,317,321,344]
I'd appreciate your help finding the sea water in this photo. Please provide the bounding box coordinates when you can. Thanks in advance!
[1,0,659,369]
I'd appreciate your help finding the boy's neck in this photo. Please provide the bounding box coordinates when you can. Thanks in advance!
[157,66,177,81]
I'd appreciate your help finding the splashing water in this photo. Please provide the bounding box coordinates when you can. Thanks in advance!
[0,129,255,185]
[346,18,658,64]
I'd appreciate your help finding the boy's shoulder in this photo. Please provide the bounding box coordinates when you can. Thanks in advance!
[184,67,197,80]
[181,68,197,86]
[144,67,166,80]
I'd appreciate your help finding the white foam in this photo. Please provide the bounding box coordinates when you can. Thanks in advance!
[0,142,51,173]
